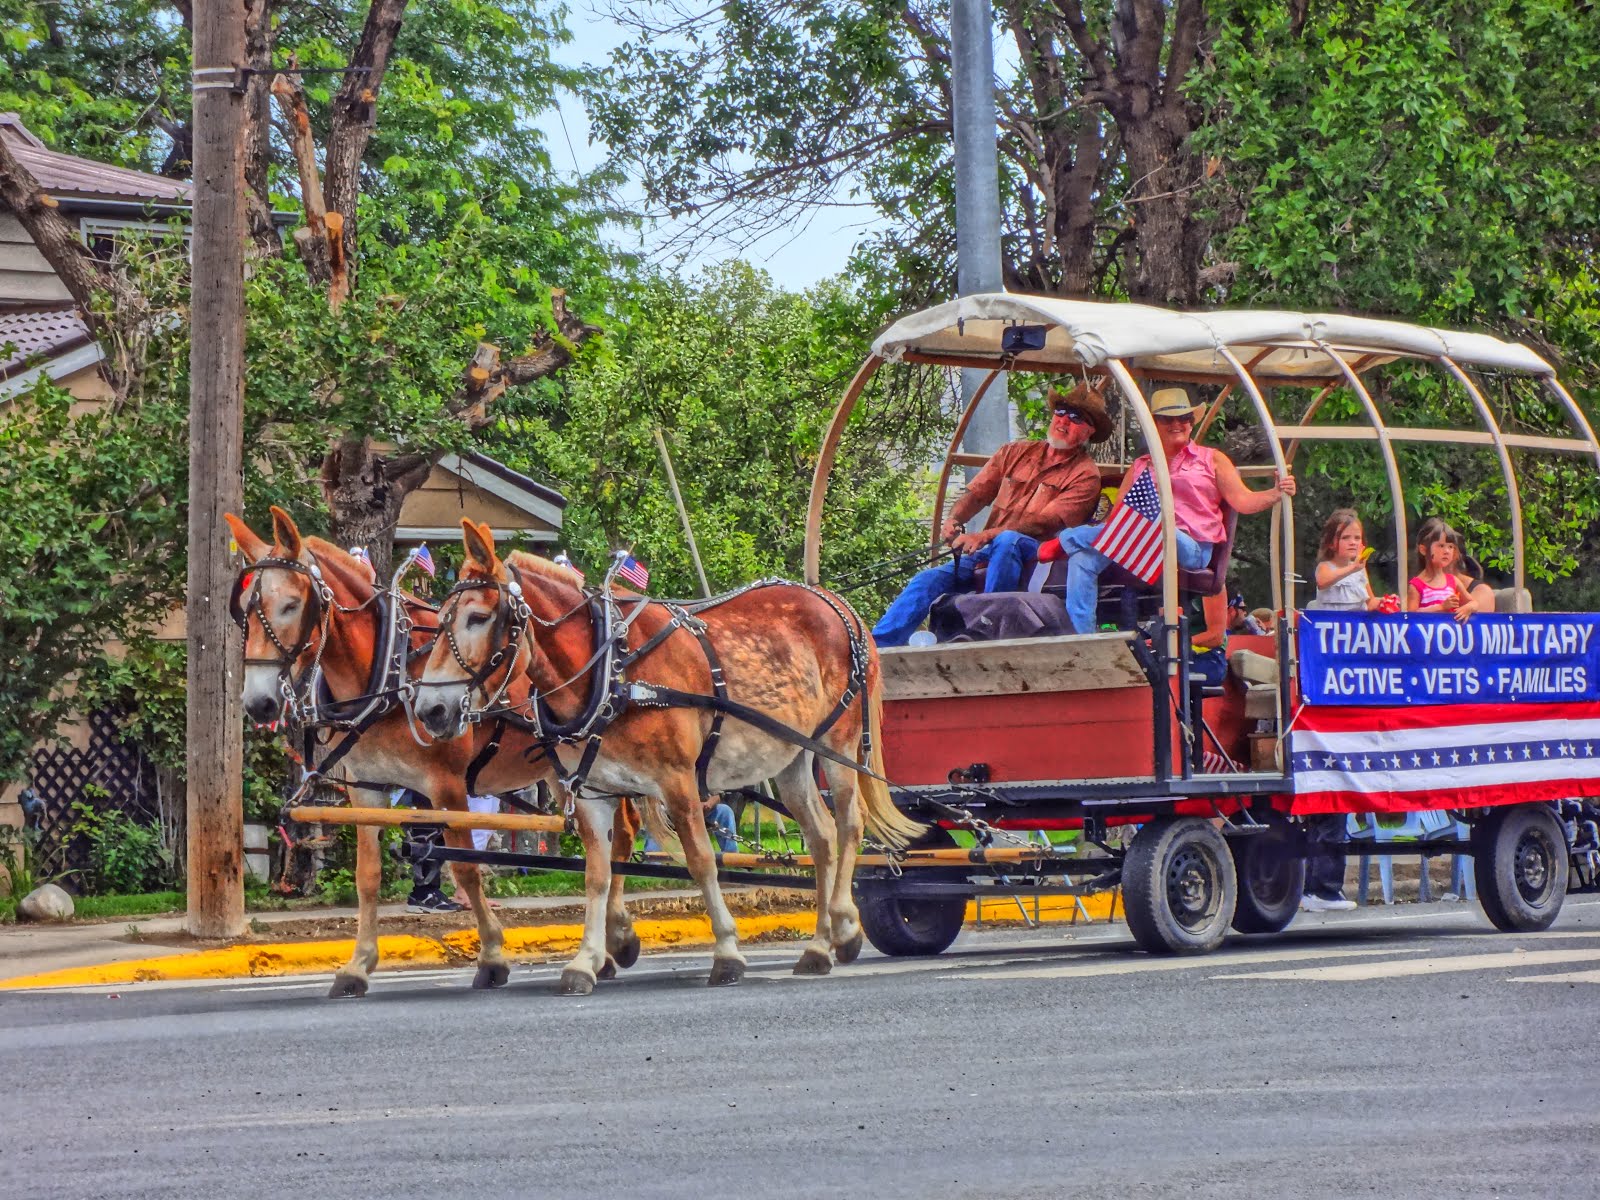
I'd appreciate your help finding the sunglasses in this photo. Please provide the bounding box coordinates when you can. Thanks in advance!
[1053,406,1090,424]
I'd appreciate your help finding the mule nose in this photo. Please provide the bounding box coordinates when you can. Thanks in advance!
[245,694,280,724]
[420,699,449,731]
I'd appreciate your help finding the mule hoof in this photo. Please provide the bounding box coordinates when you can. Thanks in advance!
[597,957,618,981]
[328,973,369,999]
[613,932,641,970]
[472,961,510,990]
[793,947,832,976]
[707,957,746,987]
[833,931,864,965]
[557,968,596,996]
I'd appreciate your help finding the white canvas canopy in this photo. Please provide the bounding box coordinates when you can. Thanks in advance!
[871,294,1555,380]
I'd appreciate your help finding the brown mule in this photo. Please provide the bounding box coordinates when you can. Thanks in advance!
[225,507,641,997]
[415,520,923,993]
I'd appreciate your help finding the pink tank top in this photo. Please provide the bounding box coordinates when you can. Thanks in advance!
[1410,575,1457,607]
[1133,444,1227,543]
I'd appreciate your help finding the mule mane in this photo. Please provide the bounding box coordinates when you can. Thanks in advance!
[302,537,377,600]
[504,550,585,591]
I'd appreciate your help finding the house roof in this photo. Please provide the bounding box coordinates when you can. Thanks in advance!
[0,303,94,380]
[1,115,191,208]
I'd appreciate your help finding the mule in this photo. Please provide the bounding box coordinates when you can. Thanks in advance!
[225,507,642,997]
[414,519,923,994]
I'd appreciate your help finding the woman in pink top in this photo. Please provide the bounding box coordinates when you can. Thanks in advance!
[1039,387,1297,634]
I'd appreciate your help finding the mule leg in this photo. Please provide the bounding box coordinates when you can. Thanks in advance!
[819,754,867,965]
[329,821,381,998]
[772,754,836,976]
[664,779,745,985]
[557,795,616,996]
[439,824,508,990]
[605,798,641,970]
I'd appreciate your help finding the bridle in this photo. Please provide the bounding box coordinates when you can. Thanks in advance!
[428,561,538,725]
[230,551,415,730]
[230,555,337,721]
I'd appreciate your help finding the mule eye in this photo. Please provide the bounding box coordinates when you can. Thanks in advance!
[282,600,300,614]
[466,613,490,629]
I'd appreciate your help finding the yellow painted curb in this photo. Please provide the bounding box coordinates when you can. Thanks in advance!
[0,893,1120,991]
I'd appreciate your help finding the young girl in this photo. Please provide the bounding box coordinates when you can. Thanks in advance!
[1310,509,1384,611]
[1406,516,1476,616]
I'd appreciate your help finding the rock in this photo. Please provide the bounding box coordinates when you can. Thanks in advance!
[18,883,74,922]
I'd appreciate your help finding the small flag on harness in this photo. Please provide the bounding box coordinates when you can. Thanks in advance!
[1092,467,1164,585]
[553,552,585,584]
[617,553,649,590]
[413,543,436,577]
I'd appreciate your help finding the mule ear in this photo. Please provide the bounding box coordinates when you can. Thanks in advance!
[269,505,304,558]
[461,518,499,570]
[224,512,270,562]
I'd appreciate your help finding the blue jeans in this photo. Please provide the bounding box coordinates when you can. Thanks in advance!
[1053,524,1212,635]
[644,801,738,853]
[872,530,1041,646]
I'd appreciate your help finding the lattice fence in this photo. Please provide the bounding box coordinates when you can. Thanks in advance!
[28,710,165,883]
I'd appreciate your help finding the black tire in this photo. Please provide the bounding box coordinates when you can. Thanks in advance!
[1123,817,1237,954]
[1472,804,1568,933]
[1229,814,1305,935]
[855,828,967,957]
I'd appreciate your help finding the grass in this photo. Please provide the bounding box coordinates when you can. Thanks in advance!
[73,891,186,919]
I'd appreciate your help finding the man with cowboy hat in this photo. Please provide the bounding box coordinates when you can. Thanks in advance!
[873,379,1112,646]
[1038,385,1297,635]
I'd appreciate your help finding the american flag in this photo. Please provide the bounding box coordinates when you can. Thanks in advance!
[1289,700,1600,814]
[617,553,649,590]
[1093,467,1164,584]
[412,543,435,577]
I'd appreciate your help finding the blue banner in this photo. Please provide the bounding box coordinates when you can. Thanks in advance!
[1298,612,1600,706]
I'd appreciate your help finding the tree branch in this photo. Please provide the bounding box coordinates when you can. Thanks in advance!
[0,135,147,391]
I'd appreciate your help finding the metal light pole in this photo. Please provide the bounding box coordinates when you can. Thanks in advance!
[186,0,249,938]
[950,0,1010,460]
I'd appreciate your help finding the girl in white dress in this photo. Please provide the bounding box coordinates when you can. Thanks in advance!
[1310,509,1383,611]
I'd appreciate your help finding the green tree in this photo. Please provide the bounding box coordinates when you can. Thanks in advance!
[483,261,950,614]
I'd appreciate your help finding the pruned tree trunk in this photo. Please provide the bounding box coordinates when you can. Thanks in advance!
[321,0,410,271]
[319,437,437,579]
[242,0,281,257]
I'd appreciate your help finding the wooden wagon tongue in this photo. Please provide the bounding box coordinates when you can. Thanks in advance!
[287,805,1056,869]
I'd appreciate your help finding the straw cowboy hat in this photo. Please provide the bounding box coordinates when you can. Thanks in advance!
[1045,380,1114,443]
[1148,386,1202,419]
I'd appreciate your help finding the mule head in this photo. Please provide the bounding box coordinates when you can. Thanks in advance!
[416,520,525,738]
[225,506,326,725]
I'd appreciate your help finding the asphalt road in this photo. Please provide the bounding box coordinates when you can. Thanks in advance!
[4,898,1599,1200]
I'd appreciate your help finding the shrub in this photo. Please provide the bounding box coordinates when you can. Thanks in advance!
[68,802,173,895]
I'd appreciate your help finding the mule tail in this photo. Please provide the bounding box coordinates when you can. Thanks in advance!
[638,796,685,862]
[857,677,924,850]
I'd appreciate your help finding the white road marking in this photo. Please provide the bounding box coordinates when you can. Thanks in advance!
[1508,968,1600,984]
[955,944,1412,981]
[1216,947,1600,982]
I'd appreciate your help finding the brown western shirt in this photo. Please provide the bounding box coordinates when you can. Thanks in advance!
[950,439,1103,538]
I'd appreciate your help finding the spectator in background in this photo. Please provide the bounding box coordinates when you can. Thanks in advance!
[1250,607,1276,635]
[1227,593,1266,635]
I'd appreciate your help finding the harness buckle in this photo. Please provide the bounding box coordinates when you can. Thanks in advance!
[628,682,668,707]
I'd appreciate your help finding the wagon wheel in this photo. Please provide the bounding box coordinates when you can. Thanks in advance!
[855,827,967,957]
[1123,817,1237,955]
[1229,811,1305,935]
[1472,803,1569,933]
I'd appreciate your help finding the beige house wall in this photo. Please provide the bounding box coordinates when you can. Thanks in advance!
[0,212,72,304]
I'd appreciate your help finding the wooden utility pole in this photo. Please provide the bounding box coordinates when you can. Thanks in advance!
[186,0,249,938]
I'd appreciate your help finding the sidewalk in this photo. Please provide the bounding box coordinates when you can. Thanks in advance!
[0,890,1123,990]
